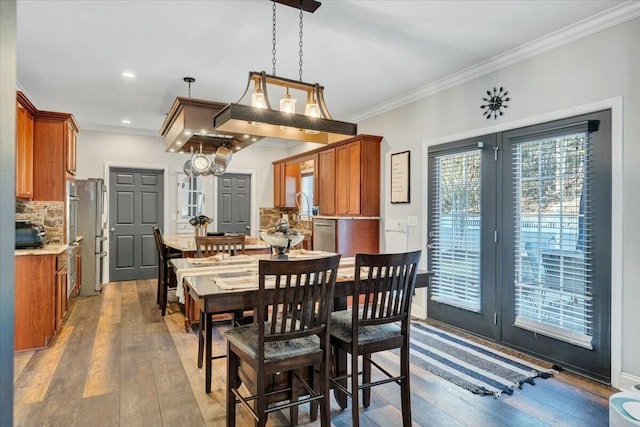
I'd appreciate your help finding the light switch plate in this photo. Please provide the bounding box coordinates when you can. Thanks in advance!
[407,216,418,227]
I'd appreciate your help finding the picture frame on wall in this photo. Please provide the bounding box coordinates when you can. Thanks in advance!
[391,150,410,204]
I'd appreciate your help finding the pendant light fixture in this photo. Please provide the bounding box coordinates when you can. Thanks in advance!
[212,0,357,144]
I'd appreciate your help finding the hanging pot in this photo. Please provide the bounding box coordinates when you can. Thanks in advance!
[211,163,226,176]
[183,160,194,177]
[214,146,233,168]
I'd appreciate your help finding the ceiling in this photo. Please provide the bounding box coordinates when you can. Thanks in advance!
[16,0,627,139]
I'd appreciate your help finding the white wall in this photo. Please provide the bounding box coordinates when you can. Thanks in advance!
[359,16,640,389]
[76,130,290,235]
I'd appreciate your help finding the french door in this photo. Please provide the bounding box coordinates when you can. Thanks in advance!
[427,110,611,382]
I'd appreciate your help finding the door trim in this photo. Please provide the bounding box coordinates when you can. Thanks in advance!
[211,168,256,238]
[421,96,623,388]
[102,161,169,283]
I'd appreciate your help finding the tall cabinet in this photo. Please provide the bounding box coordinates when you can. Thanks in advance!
[32,111,79,201]
[16,92,36,199]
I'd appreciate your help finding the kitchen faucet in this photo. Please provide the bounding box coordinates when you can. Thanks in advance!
[295,191,312,229]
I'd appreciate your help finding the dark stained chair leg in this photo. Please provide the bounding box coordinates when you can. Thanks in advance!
[309,365,318,421]
[401,345,412,426]
[290,371,299,425]
[197,310,205,369]
[351,351,360,427]
[226,342,237,427]
[363,354,371,407]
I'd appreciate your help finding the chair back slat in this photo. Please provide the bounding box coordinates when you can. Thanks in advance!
[152,225,166,262]
[256,255,341,350]
[195,235,245,257]
[354,251,422,329]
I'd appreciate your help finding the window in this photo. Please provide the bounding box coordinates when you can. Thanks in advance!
[299,172,314,217]
[430,149,482,312]
[512,128,593,348]
[176,173,204,232]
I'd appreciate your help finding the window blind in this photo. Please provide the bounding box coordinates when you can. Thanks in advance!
[430,150,482,312]
[299,173,314,217]
[512,131,593,349]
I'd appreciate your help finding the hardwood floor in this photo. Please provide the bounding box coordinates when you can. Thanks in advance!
[14,279,615,426]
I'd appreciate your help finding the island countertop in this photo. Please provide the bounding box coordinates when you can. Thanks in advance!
[163,234,270,253]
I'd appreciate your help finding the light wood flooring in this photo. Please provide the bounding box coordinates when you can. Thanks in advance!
[14,279,615,426]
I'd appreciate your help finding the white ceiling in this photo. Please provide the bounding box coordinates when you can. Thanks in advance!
[16,0,627,137]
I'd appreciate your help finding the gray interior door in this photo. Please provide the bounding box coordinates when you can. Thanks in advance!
[109,167,163,281]
[217,173,251,235]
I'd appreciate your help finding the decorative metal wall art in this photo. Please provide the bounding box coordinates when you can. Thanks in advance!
[480,86,510,119]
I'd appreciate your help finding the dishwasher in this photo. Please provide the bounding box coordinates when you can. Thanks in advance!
[312,218,336,252]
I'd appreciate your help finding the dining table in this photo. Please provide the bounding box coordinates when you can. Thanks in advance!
[170,250,431,408]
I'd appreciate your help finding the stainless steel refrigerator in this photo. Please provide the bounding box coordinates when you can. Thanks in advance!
[76,178,107,296]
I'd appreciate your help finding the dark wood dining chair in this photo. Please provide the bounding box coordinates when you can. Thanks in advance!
[195,235,245,257]
[151,225,181,316]
[329,250,421,427]
[194,234,249,390]
[224,254,341,427]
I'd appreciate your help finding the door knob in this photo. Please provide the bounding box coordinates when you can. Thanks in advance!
[110,227,116,232]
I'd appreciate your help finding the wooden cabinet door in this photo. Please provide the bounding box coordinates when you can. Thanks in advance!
[336,141,362,215]
[273,162,284,207]
[16,102,34,199]
[318,149,336,215]
[273,162,300,208]
[284,163,300,208]
[347,141,362,215]
[66,122,77,175]
[55,256,68,330]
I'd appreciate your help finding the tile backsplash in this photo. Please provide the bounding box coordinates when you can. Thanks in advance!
[16,200,65,244]
[259,207,312,235]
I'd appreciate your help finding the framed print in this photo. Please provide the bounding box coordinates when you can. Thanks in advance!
[391,151,410,204]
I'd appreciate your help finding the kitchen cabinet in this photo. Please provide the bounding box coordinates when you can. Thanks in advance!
[319,135,381,216]
[66,121,77,175]
[15,254,58,351]
[32,110,79,201]
[55,252,68,330]
[317,149,336,215]
[335,136,380,216]
[273,161,299,208]
[16,92,36,199]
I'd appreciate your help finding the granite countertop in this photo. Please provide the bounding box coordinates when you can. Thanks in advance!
[163,234,270,252]
[15,244,68,256]
[312,216,381,220]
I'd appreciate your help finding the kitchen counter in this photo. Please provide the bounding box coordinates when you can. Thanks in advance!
[15,244,68,256]
[312,216,381,220]
[163,234,270,253]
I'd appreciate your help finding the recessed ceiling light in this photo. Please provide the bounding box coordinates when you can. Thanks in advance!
[168,148,175,153]
[184,130,192,136]
[121,119,131,124]
[121,71,136,78]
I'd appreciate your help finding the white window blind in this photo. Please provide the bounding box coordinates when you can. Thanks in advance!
[430,150,482,312]
[299,173,314,217]
[513,131,593,349]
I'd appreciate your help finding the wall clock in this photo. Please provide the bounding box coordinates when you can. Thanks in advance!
[480,86,510,119]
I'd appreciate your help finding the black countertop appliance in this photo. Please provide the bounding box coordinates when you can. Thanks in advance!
[15,220,47,249]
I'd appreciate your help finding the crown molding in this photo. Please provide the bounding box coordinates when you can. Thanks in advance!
[350,1,640,123]
[81,122,161,137]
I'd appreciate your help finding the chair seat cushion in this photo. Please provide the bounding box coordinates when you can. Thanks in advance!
[224,323,321,362]
[330,310,401,345]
